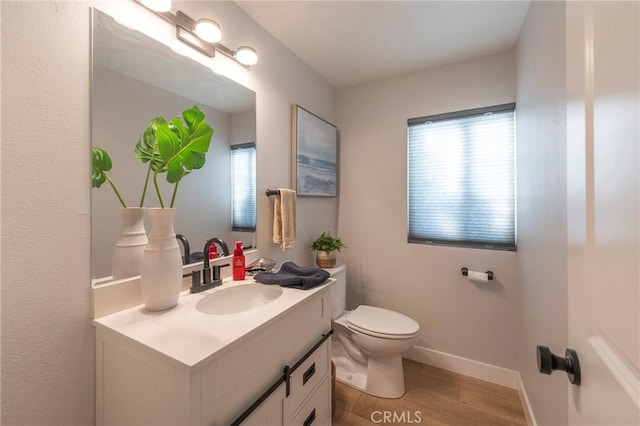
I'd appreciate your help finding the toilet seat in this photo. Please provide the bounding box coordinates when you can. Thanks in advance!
[345,305,420,340]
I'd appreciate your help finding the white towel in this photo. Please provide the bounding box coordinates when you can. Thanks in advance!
[273,188,296,250]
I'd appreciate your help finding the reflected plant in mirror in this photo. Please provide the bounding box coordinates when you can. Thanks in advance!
[91,9,257,280]
[92,147,127,207]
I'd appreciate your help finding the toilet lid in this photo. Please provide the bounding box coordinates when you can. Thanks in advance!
[346,305,420,337]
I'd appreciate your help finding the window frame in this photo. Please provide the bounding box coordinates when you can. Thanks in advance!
[231,142,257,232]
[407,103,517,251]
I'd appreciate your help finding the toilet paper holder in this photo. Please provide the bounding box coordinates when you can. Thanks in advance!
[461,267,494,281]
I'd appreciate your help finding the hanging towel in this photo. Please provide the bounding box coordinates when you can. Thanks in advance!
[254,262,330,290]
[273,188,296,250]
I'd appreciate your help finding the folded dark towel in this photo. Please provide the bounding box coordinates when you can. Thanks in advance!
[253,261,330,290]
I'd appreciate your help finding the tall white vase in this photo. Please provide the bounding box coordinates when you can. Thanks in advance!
[140,208,183,311]
[112,207,148,280]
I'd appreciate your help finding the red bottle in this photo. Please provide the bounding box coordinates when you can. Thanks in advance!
[208,243,218,260]
[233,241,245,281]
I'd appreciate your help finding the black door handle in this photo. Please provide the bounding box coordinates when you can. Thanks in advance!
[536,345,581,385]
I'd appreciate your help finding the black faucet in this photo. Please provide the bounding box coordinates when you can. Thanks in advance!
[189,238,230,293]
[175,234,191,265]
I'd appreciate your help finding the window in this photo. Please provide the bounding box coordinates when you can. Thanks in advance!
[231,143,256,231]
[407,103,516,250]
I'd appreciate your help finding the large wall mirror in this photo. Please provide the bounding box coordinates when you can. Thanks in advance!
[91,9,256,279]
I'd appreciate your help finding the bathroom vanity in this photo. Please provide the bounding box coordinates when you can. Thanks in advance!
[93,277,334,425]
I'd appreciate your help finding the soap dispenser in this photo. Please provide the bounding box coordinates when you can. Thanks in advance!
[233,241,245,281]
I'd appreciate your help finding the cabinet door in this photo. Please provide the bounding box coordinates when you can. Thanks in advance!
[289,376,331,426]
[241,383,285,426]
[286,340,329,419]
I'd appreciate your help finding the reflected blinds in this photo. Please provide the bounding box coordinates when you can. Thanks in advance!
[231,143,256,231]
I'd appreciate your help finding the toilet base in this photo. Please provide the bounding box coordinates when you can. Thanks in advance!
[334,356,367,392]
[333,354,406,399]
[365,355,405,399]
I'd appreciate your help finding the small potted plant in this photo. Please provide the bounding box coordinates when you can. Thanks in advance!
[309,232,346,268]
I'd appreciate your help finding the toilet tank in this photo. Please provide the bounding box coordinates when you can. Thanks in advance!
[324,263,346,319]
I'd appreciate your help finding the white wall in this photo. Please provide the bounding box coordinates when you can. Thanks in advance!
[336,51,519,370]
[516,2,568,425]
[0,1,335,424]
[1,3,94,424]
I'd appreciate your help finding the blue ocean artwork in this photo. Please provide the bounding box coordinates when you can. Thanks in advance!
[296,107,337,196]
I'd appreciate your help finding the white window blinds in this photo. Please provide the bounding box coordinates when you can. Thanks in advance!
[407,103,516,250]
[231,143,256,232]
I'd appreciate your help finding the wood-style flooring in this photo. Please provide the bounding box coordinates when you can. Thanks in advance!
[332,359,527,425]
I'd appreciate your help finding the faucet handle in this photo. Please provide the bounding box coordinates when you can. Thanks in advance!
[212,263,231,281]
[191,270,201,290]
[202,266,212,284]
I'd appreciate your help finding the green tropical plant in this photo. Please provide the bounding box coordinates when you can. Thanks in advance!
[92,146,127,208]
[309,232,346,252]
[135,105,214,208]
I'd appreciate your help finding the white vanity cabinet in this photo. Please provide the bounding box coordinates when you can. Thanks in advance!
[94,283,332,426]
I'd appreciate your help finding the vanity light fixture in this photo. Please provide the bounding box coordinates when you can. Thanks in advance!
[140,0,171,13]
[194,18,222,43]
[134,0,258,67]
[235,46,258,66]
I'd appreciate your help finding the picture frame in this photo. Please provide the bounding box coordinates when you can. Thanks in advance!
[291,105,338,197]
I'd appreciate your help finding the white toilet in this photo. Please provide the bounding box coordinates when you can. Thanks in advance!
[326,264,420,399]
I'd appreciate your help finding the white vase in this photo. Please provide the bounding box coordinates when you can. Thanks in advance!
[140,208,183,311]
[112,207,148,280]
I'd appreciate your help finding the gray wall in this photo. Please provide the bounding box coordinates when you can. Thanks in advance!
[336,51,520,370]
[516,2,568,425]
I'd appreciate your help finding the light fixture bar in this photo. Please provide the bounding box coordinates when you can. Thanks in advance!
[133,0,257,67]
[176,26,215,57]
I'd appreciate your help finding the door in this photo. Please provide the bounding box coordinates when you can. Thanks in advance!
[567,1,640,424]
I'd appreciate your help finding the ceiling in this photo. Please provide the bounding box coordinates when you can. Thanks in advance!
[236,1,531,89]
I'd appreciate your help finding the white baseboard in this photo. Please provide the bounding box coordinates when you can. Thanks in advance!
[403,345,518,389]
[517,373,537,426]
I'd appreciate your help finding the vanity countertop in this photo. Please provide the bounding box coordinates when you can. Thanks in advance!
[92,277,334,372]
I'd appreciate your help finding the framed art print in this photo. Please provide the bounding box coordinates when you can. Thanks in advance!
[291,105,338,197]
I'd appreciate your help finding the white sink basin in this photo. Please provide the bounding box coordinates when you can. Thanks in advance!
[196,284,283,315]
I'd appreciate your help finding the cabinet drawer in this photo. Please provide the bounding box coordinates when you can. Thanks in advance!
[290,376,330,426]
[288,339,329,415]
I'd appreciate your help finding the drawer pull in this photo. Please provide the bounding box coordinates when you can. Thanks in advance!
[302,363,316,385]
[303,409,316,426]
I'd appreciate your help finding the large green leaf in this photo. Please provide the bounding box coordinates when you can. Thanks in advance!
[134,116,167,172]
[156,106,214,184]
[144,105,215,207]
[92,146,127,207]
[92,146,112,188]
[182,105,205,132]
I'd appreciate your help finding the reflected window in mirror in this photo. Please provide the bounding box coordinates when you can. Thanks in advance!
[231,143,256,232]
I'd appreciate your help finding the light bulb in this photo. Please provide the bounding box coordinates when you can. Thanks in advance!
[235,46,258,66]
[140,0,171,12]
[194,19,222,43]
